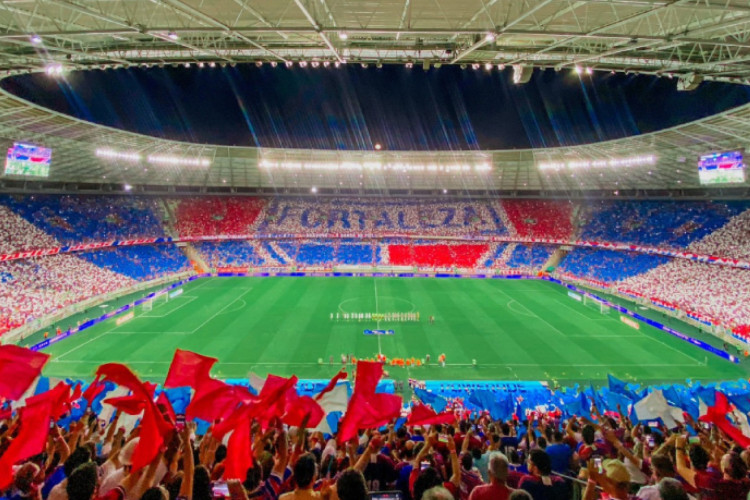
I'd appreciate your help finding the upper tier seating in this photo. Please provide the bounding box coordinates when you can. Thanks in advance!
[1,195,166,247]
[576,200,748,248]
[502,199,574,240]
[171,197,266,237]
[558,248,670,283]
[258,198,508,236]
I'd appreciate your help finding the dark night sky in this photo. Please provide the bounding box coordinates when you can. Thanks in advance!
[3,64,749,151]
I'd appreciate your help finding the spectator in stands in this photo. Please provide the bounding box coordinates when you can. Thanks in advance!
[468,453,513,500]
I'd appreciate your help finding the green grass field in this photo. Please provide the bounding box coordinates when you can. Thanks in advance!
[38,277,750,385]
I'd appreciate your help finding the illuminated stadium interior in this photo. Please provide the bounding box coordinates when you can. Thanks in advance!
[2,2,750,498]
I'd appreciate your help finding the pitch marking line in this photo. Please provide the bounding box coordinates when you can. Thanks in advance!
[140,296,197,318]
[189,287,254,334]
[553,299,610,321]
[495,287,566,337]
[50,279,211,362]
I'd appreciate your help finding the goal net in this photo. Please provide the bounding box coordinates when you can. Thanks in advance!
[142,293,168,312]
[583,295,610,315]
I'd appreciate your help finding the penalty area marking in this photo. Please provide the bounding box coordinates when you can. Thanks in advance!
[140,296,198,318]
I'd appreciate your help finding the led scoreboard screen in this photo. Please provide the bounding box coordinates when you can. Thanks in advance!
[698,150,745,185]
[4,142,52,177]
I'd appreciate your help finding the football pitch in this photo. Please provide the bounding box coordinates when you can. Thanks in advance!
[38,276,750,384]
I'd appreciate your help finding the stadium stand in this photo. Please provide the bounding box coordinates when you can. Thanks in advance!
[1,194,166,246]
[387,244,489,268]
[505,244,555,270]
[0,254,135,334]
[170,196,266,237]
[0,204,59,253]
[195,240,266,269]
[258,198,509,236]
[502,199,575,240]
[576,200,748,248]
[557,248,670,283]
[77,244,191,281]
[620,259,750,328]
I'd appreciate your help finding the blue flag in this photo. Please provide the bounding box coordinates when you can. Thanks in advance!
[415,387,448,413]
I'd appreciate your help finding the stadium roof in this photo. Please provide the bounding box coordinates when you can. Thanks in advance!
[0,86,749,194]
[1,1,750,85]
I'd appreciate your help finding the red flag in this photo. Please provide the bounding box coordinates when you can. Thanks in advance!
[315,371,348,401]
[103,395,147,415]
[338,361,402,443]
[186,381,254,423]
[700,392,750,447]
[164,350,217,389]
[407,404,456,426]
[0,345,50,400]
[216,375,297,480]
[156,392,177,426]
[81,375,107,407]
[283,395,324,428]
[0,384,64,488]
[96,363,174,471]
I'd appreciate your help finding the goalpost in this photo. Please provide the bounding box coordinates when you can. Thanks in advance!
[142,293,168,312]
[583,295,610,315]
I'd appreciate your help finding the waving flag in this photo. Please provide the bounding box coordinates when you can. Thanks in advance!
[164,349,218,389]
[415,387,448,413]
[0,345,50,400]
[634,390,684,428]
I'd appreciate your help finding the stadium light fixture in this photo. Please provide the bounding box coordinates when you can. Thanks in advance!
[255,61,263,67]
[585,67,593,75]
[471,63,480,70]
[271,61,278,68]
[537,154,656,171]
[286,61,294,68]
[311,61,320,68]
[512,64,533,84]
[147,155,211,167]
[209,62,216,68]
[484,62,492,71]
[30,35,42,44]
[198,62,204,68]
[124,184,133,191]
[311,186,318,193]
[405,61,413,69]
[259,159,492,174]
[334,61,341,68]
[299,60,308,67]
[574,66,583,74]
[96,148,142,161]
[167,32,179,41]
[339,32,348,40]
[323,61,330,68]
[485,33,496,42]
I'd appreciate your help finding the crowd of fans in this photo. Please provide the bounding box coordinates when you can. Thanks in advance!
[558,249,670,283]
[621,260,750,328]
[1,350,749,500]
[688,210,750,261]
[0,195,166,248]
[0,254,135,335]
[0,206,59,254]
[503,200,574,241]
[257,198,509,237]
[79,246,192,281]
[576,201,748,249]
[171,197,266,238]
[387,244,490,269]
[194,242,266,270]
